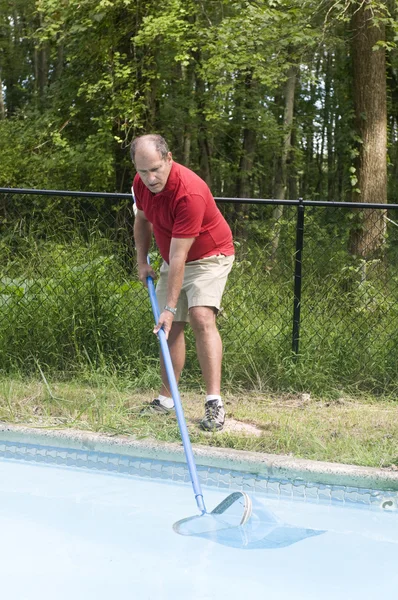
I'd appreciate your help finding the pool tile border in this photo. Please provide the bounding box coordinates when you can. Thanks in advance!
[0,436,397,509]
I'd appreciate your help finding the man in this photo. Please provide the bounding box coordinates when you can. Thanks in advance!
[131,134,234,431]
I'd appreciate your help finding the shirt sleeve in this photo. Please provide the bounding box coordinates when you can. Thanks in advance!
[172,194,206,238]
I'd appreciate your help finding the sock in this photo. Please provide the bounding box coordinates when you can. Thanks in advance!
[158,394,174,408]
[206,394,222,406]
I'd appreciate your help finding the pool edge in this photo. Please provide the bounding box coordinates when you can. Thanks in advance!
[1,422,397,491]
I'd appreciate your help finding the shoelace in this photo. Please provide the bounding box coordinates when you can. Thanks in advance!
[205,402,221,421]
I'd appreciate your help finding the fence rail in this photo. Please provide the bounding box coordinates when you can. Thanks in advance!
[1,187,397,394]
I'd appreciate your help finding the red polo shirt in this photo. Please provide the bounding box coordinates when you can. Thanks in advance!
[133,162,234,263]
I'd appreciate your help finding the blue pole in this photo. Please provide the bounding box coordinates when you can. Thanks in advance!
[146,273,206,515]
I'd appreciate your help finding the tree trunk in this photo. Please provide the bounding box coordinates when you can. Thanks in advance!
[183,130,191,166]
[386,56,398,201]
[349,1,387,258]
[4,8,20,116]
[316,53,327,197]
[236,128,256,198]
[288,126,298,200]
[274,65,297,201]
[231,71,257,237]
[271,64,297,262]
[195,68,212,186]
[324,52,335,202]
[181,62,195,167]
[55,40,65,81]
[234,72,257,199]
[33,12,48,110]
[300,55,319,199]
[0,69,5,119]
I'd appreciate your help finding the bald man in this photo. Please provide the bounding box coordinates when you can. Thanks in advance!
[131,134,234,431]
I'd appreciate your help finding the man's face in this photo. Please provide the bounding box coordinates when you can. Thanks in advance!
[134,146,173,193]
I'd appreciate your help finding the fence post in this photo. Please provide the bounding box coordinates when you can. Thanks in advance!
[292,197,305,356]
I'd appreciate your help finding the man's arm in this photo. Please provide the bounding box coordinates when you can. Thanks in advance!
[133,208,156,286]
[153,236,195,338]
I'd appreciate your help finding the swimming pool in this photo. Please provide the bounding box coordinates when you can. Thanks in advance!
[1,433,397,599]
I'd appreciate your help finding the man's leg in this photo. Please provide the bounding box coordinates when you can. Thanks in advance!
[189,306,226,431]
[189,306,222,395]
[147,257,188,413]
[146,321,186,413]
[159,321,186,396]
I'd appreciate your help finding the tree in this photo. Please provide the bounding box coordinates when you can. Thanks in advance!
[271,61,298,262]
[0,0,396,208]
[349,0,388,258]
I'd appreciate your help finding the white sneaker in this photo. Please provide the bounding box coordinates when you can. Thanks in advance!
[142,398,175,414]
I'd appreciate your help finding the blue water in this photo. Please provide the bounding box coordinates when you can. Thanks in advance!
[0,458,397,599]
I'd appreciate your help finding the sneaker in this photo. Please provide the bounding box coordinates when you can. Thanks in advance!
[141,398,175,415]
[200,399,225,431]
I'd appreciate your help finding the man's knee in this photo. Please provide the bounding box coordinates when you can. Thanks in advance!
[189,306,217,334]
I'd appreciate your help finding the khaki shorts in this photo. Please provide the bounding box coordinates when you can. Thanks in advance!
[156,254,234,323]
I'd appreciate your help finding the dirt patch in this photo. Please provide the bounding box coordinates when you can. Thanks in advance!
[223,418,263,437]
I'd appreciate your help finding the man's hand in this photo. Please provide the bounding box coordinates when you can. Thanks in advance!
[153,309,174,340]
[138,263,157,287]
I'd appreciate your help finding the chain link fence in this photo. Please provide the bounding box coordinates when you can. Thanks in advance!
[1,188,398,394]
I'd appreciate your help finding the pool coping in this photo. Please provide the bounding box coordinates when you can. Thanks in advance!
[1,423,398,492]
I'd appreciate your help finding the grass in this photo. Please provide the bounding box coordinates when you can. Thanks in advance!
[3,226,398,395]
[1,375,398,470]
[3,226,398,394]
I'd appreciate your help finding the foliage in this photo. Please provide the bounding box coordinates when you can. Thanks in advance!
[2,0,396,199]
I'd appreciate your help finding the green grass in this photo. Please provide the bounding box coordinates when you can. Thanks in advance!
[1,375,398,470]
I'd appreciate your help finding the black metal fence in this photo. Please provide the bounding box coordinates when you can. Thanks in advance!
[1,187,398,394]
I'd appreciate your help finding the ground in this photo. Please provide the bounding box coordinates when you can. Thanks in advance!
[1,378,398,469]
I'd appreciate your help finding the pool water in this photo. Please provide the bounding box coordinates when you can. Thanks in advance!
[0,456,397,599]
